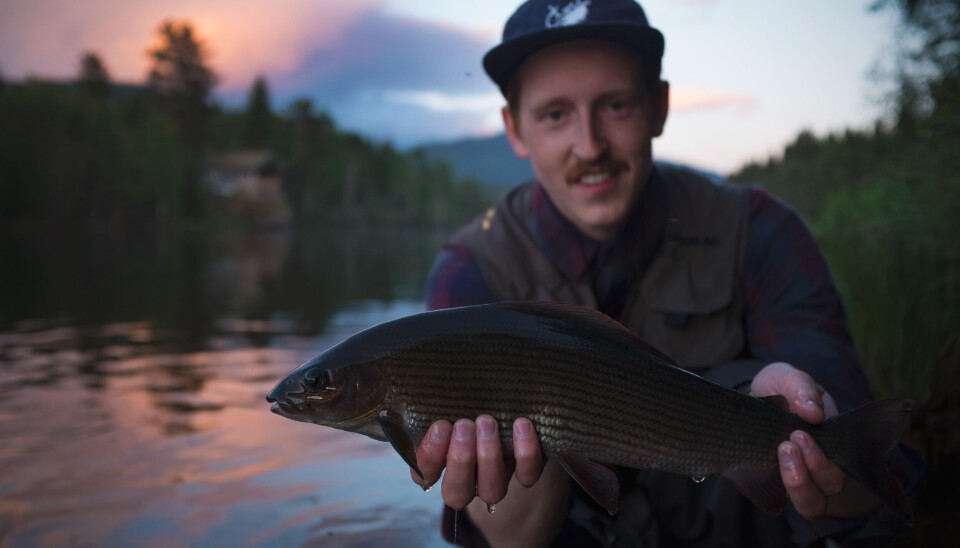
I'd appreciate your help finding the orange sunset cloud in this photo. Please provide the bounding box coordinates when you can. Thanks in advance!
[0,0,383,89]
[670,88,755,112]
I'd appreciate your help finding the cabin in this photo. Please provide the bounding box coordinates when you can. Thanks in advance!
[205,150,291,226]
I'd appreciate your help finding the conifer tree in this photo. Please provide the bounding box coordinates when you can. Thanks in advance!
[242,76,273,149]
[78,52,110,101]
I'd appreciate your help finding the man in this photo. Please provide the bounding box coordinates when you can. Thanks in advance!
[412,0,921,546]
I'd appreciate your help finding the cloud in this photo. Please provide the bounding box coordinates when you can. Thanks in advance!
[384,90,502,114]
[253,9,500,146]
[382,90,505,140]
[0,0,758,148]
[272,11,494,100]
[0,0,383,87]
[670,88,754,112]
[0,0,502,146]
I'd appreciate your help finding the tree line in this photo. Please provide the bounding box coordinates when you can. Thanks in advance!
[729,6,960,502]
[731,3,957,539]
[0,21,489,229]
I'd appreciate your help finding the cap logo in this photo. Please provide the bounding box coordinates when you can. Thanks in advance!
[545,0,591,29]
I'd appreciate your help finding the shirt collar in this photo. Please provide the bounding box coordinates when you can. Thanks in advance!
[528,165,668,282]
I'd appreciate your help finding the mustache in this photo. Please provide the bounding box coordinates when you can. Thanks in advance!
[566,157,628,183]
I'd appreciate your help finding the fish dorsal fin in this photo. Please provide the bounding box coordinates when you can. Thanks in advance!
[378,410,423,479]
[760,395,790,412]
[553,452,621,515]
[499,301,679,366]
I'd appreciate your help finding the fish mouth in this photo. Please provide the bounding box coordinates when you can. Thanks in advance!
[269,399,313,421]
[267,392,309,418]
[267,388,306,415]
[269,401,290,416]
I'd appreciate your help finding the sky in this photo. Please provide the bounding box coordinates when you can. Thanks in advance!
[0,0,901,174]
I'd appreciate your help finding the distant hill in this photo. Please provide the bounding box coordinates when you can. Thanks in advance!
[415,134,726,192]
[415,133,535,190]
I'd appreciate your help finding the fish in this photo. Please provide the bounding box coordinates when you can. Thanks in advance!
[266,301,914,523]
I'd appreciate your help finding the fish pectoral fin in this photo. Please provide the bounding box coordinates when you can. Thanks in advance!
[553,452,620,515]
[724,467,787,516]
[378,411,423,480]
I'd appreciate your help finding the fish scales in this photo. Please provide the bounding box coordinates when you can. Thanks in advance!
[267,301,915,523]
[380,326,798,475]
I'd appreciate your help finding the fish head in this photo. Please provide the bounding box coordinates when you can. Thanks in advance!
[266,352,387,431]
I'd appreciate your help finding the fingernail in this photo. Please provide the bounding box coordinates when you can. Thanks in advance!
[794,432,811,454]
[779,444,796,467]
[515,419,532,439]
[477,417,496,440]
[454,420,474,441]
[798,390,820,409]
[431,422,450,443]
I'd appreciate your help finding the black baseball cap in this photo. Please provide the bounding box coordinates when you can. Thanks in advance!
[483,0,664,94]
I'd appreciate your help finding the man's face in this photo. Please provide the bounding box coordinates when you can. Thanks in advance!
[503,40,669,242]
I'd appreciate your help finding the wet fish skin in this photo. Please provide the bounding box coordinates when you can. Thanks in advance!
[266,301,914,523]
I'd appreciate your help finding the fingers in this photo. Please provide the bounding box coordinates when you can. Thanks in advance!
[442,419,480,510]
[779,432,846,521]
[476,416,508,504]
[821,390,839,418]
[792,431,845,496]
[513,417,543,487]
[442,415,512,509]
[778,366,824,422]
[779,440,824,520]
[752,362,837,424]
[413,420,452,489]
[752,363,850,521]
[416,415,544,511]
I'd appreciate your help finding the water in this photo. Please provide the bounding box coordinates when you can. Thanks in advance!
[0,224,453,547]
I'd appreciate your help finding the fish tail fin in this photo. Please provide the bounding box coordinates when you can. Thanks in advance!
[832,398,915,525]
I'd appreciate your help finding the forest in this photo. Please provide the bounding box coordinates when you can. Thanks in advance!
[730,0,958,401]
[0,21,489,229]
[729,1,959,540]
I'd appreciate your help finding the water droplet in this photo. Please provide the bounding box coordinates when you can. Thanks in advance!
[691,475,706,484]
[453,509,459,546]
[422,485,432,493]
[486,503,497,514]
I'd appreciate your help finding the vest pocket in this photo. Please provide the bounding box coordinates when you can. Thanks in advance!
[642,300,744,369]
[639,253,743,368]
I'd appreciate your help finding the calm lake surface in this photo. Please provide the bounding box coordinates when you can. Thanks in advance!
[0,224,453,547]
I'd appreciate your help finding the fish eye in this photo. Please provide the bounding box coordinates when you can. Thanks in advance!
[303,368,334,389]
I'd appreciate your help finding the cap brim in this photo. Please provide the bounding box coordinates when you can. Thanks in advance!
[483,24,664,93]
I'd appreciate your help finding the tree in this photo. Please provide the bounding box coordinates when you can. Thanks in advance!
[874,0,960,112]
[77,51,110,101]
[146,20,217,216]
[242,76,273,148]
[147,21,217,107]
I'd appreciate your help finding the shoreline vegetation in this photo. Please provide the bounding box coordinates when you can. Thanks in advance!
[727,3,960,540]
[0,22,491,233]
[1,2,957,542]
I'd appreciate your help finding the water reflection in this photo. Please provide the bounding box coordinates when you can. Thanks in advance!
[0,224,451,547]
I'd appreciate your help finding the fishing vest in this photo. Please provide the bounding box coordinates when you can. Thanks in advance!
[452,163,750,368]
[444,167,819,546]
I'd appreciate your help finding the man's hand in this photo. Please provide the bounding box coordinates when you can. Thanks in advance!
[751,361,851,521]
[410,415,544,510]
